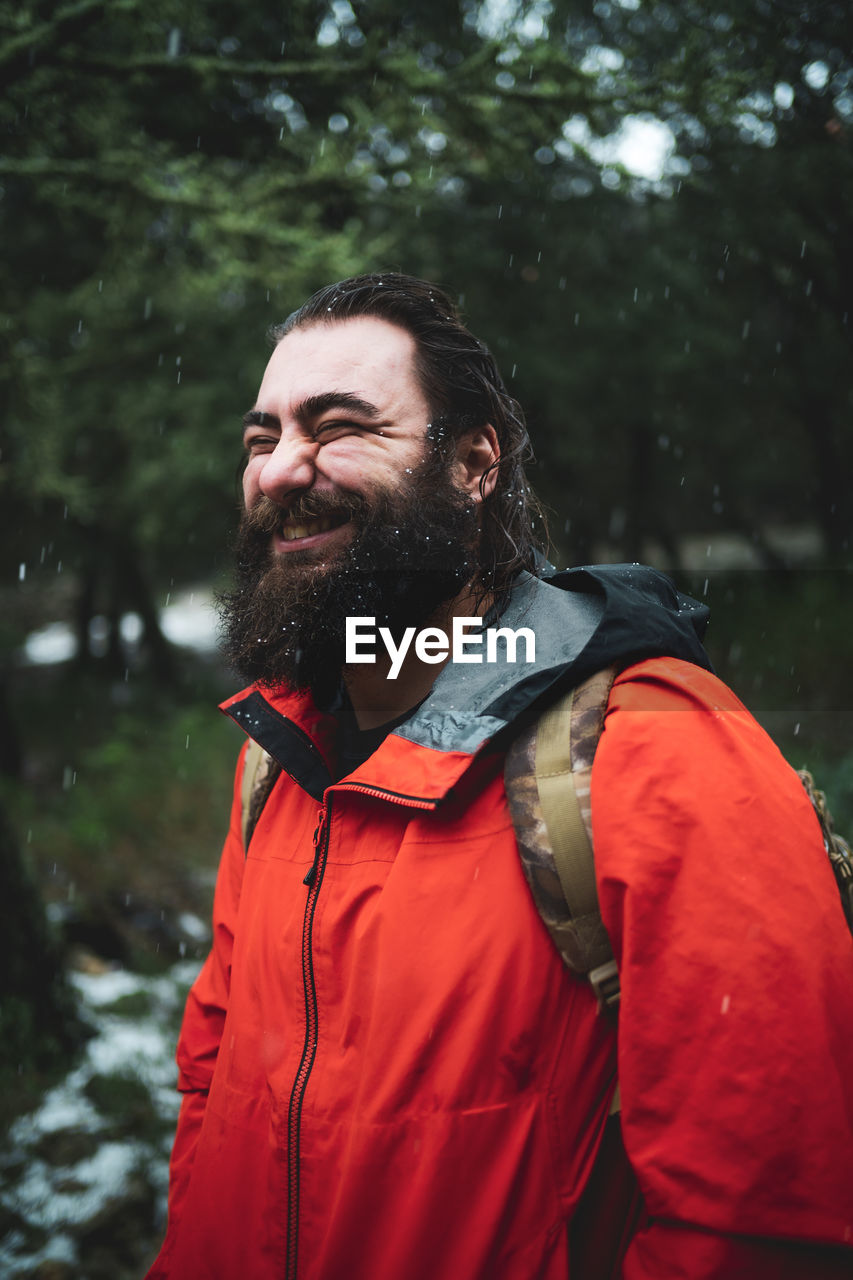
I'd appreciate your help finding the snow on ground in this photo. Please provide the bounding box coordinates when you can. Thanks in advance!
[22,588,220,666]
[0,960,202,1278]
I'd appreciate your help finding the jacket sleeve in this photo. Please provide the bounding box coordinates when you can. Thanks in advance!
[591,658,853,1279]
[147,740,249,1276]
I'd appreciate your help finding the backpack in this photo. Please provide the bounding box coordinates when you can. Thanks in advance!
[506,665,853,1007]
[239,666,853,1013]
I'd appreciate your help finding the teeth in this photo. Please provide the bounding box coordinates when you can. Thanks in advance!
[280,516,339,541]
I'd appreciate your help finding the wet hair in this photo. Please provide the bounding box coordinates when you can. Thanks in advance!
[271,272,548,603]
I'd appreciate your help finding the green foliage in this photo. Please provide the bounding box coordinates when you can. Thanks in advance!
[686,567,853,828]
[0,992,77,1073]
[83,1070,162,1134]
[30,696,237,865]
[98,989,154,1018]
[3,0,849,652]
[4,661,242,969]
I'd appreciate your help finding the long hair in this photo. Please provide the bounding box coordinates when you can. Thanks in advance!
[272,272,548,603]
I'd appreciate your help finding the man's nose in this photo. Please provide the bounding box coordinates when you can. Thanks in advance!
[256,434,318,505]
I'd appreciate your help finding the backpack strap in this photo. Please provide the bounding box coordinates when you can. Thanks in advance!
[797,768,853,932]
[240,739,282,852]
[504,665,620,1013]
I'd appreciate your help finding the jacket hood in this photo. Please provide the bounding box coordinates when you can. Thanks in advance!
[222,564,710,802]
[398,564,710,751]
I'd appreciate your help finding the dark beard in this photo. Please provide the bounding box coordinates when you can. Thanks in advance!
[217,459,479,693]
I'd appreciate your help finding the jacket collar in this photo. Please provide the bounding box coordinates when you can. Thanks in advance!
[221,565,711,804]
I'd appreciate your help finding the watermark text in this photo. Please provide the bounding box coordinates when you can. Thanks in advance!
[345,616,535,680]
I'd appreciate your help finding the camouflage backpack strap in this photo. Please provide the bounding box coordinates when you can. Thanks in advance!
[240,739,282,852]
[797,769,853,933]
[505,665,620,1013]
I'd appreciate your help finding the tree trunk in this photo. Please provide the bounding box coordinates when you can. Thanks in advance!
[73,564,98,669]
[0,676,22,778]
[0,798,83,1074]
[113,536,176,683]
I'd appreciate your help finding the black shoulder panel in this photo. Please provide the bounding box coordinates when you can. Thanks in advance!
[224,690,331,803]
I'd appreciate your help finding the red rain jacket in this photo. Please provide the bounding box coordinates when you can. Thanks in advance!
[147,569,853,1279]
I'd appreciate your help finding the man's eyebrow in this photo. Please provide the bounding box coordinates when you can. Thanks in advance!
[294,391,381,424]
[242,393,382,436]
[242,409,280,432]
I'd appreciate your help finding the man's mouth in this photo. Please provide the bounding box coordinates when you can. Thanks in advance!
[277,509,352,545]
[280,515,342,541]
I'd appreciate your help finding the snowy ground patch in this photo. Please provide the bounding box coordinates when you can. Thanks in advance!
[0,960,200,1278]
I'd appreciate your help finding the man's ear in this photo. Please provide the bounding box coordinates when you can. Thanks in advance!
[454,424,499,502]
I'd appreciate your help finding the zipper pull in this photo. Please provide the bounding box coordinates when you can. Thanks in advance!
[305,807,327,886]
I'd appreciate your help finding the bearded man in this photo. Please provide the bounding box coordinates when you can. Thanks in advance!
[147,274,853,1280]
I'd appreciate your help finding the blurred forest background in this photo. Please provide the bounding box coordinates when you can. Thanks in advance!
[1,1,852,1275]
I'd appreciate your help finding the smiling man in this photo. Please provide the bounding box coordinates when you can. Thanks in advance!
[147,274,853,1280]
[218,314,494,717]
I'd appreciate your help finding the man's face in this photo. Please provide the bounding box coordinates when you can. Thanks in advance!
[241,316,434,553]
[219,316,481,690]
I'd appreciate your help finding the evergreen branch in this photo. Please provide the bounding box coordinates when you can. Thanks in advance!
[56,46,590,110]
[0,154,361,225]
[0,0,135,79]
[65,49,375,84]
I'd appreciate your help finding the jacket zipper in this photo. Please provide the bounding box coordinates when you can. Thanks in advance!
[286,797,332,1280]
[332,782,439,809]
[285,785,437,1278]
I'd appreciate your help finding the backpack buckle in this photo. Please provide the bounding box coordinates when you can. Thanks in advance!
[589,959,621,1012]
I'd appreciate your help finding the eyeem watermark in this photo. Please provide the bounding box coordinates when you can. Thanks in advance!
[346,616,536,680]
